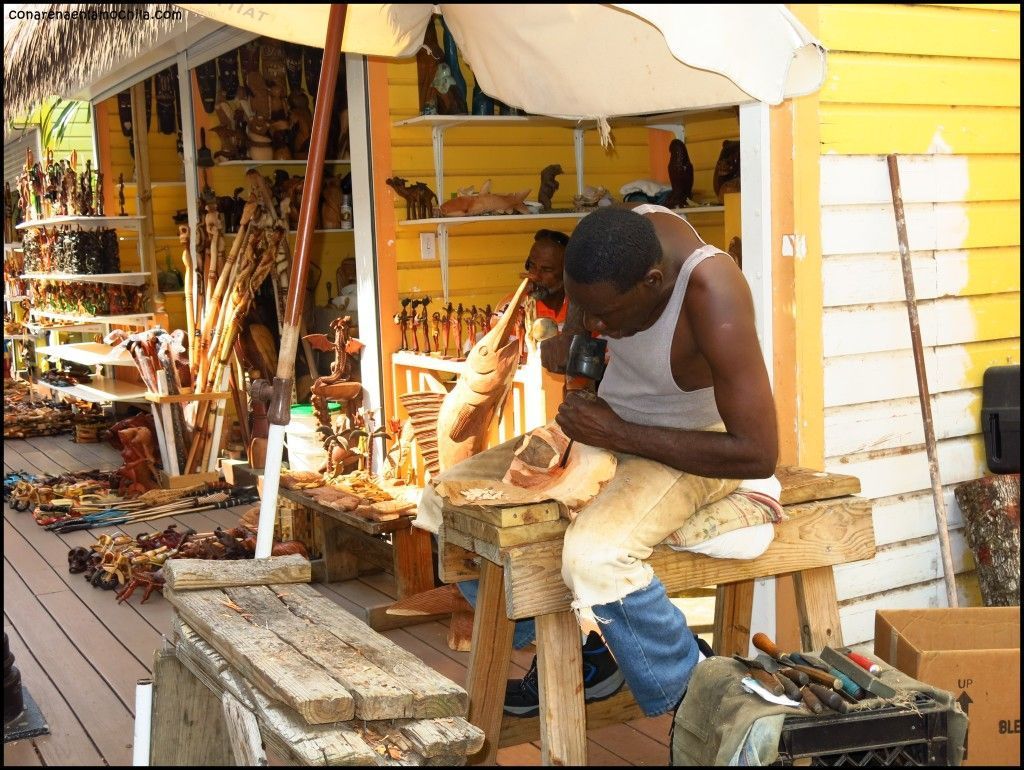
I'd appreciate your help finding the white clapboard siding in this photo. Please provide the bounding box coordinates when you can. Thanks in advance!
[824,390,981,456]
[838,574,982,646]
[821,200,1019,256]
[823,248,1021,306]
[868,487,965,548]
[819,155,1021,206]
[833,529,973,604]
[823,294,1020,357]
[824,339,1017,407]
[827,435,984,500]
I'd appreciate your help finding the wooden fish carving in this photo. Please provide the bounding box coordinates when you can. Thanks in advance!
[437,277,531,471]
[440,189,531,217]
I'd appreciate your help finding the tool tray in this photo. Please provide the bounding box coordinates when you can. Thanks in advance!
[772,691,953,766]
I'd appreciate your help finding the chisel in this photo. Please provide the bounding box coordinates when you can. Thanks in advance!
[808,683,850,714]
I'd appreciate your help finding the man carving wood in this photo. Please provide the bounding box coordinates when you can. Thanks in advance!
[417,205,781,718]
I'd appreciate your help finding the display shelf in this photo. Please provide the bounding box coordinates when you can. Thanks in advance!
[37,374,148,403]
[393,111,697,130]
[30,309,153,325]
[6,295,31,301]
[16,215,145,230]
[36,342,135,367]
[4,242,23,249]
[121,180,187,188]
[397,206,725,227]
[21,271,150,286]
[213,159,351,166]
[4,333,35,341]
[25,321,103,334]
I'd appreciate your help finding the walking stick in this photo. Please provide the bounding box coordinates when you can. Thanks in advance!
[887,154,958,607]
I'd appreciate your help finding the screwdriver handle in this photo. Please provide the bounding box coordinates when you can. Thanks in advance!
[790,665,843,691]
[800,685,824,714]
[808,682,850,713]
[846,651,881,674]
[779,667,810,687]
[747,668,785,697]
[775,672,802,702]
[751,632,783,660]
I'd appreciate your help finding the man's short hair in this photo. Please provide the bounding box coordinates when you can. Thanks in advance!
[534,228,569,248]
[565,207,662,292]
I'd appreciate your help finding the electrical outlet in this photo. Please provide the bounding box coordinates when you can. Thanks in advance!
[420,232,437,261]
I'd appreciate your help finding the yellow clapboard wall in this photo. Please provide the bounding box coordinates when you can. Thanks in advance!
[809,2,1020,643]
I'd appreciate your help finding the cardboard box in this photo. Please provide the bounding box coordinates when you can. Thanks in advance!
[875,607,1020,767]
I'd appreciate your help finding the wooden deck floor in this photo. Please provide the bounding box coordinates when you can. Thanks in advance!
[3,435,676,766]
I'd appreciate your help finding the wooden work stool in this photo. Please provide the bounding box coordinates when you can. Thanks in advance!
[437,466,875,765]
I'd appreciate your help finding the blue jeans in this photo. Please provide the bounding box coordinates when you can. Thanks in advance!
[456,579,537,650]
[592,575,699,716]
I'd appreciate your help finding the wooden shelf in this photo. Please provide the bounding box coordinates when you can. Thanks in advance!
[213,159,351,166]
[393,110,697,130]
[16,215,145,230]
[31,309,153,325]
[25,321,103,333]
[22,271,150,286]
[36,342,135,367]
[4,333,35,341]
[397,206,724,227]
[144,390,232,404]
[37,374,148,403]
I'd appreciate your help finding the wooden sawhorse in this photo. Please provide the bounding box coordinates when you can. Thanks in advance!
[437,467,875,765]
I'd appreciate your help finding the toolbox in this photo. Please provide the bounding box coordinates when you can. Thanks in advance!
[772,691,954,766]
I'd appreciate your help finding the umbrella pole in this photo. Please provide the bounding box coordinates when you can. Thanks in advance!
[254,4,348,559]
[886,154,958,608]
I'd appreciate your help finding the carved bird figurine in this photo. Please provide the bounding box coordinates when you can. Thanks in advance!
[665,139,694,210]
[713,140,741,203]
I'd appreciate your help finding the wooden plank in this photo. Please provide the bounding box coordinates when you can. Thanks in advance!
[536,611,587,765]
[824,391,981,457]
[440,539,481,584]
[442,522,502,565]
[818,3,1020,59]
[775,465,861,504]
[222,584,421,721]
[398,717,485,758]
[821,52,1019,107]
[793,566,844,650]
[150,649,234,765]
[164,586,356,725]
[222,691,269,766]
[2,561,134,765]
[273,582,469,719]
[391,524,436,598]
[819,103,1020,156]
[867,487,965,548]
[2,624,105,766]
[824,339,1019,407]
[3,518,68,596]
[445,508,568,548]
[823,295,1020,357]
[444,499,562,529]
[465,560,515,765]
[714,581,755,657]
[820,155,1020,206]
[163,554,311,590]
[173,621,380,765]
[502,497,875,619]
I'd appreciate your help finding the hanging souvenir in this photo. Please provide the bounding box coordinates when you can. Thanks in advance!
[217,50,240,100]
[195,59,218,113]
[303,45,323,98]
[155,66,177,134]
[282,42,303,93]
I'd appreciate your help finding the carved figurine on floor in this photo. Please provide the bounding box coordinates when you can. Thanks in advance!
[538,164,563,212]
[665,139,694,210]
[117,426,160,497]
[714,139,741,203]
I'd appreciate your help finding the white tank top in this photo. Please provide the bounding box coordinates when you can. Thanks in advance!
[598,205,723,430]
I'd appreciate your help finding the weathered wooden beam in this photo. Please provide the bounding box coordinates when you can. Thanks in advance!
[163,554,311,591]
[222,691,268,766]
[444,499,562,529]
[444,508,567,549]
[775,465,861,505]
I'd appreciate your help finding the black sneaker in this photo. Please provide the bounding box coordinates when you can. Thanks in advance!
[503,632,625,717]
[694,634,716,659]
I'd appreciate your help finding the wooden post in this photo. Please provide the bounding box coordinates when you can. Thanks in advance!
[715,580,755,656]
[221,691,268,766]
[536,611,587,765]
[954,474,1021,606]
[793,566,844,651]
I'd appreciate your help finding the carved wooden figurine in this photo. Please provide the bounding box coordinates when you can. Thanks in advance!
[665,139,694,210]
[538,164,563,211]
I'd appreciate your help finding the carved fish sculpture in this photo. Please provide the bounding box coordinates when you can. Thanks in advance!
[437,277,531,471]
[440,189,531,217]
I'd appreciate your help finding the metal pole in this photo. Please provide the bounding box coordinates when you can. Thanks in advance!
[886,154,958,607]
[254,4,348,559]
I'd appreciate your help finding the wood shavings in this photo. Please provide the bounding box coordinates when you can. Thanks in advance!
[462,487,507,502]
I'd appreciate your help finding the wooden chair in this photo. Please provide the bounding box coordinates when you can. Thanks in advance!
[436,466,875,765]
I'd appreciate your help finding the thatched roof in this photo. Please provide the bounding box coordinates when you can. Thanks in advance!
[4,4,199,125]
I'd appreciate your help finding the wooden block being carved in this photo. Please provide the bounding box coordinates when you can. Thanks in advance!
[163,554,311,591]
[443,507,568,549]
[776,465,861,505]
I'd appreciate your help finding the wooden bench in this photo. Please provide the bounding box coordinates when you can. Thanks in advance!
[436,466,875,765]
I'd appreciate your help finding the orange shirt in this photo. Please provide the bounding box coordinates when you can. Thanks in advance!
[496,293,570,329]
